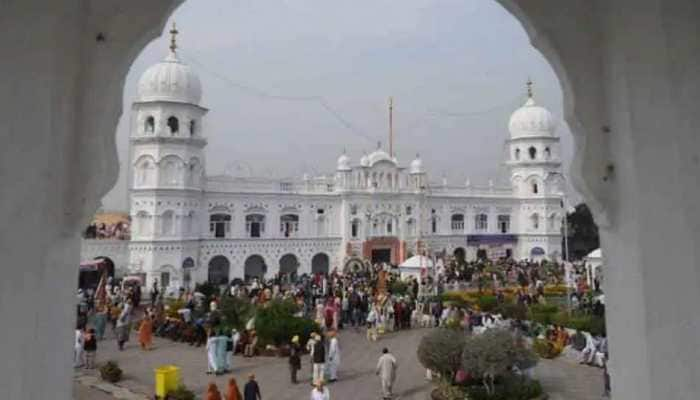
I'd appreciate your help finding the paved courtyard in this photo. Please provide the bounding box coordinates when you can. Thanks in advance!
[74,327,604,400]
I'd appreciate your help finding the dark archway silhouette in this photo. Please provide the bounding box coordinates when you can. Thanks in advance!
[208,255,230,285]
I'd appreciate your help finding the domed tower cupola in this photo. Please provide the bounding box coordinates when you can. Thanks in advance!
[137,25,202,105]
[506,79,563,198]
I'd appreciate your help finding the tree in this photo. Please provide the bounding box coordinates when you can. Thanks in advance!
[461,330,538,396]
[564,203,600,260]
[417,328,466,379]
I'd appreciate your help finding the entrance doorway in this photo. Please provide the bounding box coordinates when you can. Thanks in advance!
[371,248,391,264]
[476,248,488,260]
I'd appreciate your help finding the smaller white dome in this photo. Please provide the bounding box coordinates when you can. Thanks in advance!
[360,154,370,167]
[508,97,557,138]
[337,152,351,171]
[137,51,202,105]
[410,154,424,174]
[367,149,395,166]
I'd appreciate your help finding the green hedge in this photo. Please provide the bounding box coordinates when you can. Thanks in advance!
[464,375,543,400]
[254,299,319,347]
[477,295,498,312]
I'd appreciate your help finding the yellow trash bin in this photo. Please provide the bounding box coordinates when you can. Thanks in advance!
[155,365,181,398]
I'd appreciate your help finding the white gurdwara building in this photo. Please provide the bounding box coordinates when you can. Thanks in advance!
[82,37,565,291]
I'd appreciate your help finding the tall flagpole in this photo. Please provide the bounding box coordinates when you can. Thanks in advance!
[389,97,394,158]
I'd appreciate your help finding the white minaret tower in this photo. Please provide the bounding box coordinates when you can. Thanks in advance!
[506,80,564,260]
[128,23,208,289]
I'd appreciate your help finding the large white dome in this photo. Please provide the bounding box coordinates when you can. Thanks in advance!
[137,51,202,105]
[508,97,557,138]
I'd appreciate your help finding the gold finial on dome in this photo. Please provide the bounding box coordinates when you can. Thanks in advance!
[526,77,533,99]
[169,22,179,53]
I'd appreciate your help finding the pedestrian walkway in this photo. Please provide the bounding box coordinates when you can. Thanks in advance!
[74,328,603,400]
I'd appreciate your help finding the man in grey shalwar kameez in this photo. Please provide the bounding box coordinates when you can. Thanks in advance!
[376,348,398,400]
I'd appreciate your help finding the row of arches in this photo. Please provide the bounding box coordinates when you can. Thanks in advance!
[207,252,330,284]
[133,210,197,236]
[142,115,197,137]
[209,212,326,238]
[513,145,553,161]
[134,155,202,187]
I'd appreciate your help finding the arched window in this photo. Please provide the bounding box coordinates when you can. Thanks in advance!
[161,210,175,235]
[136,211,150,236]
[280,214,299,238]
[144,116,155,134]
[531,213,540,229]
[167,116,179,135]
[451,214,465,232]
[431,217,438,234]
[185,211,195,235]
[475,213,488,231]
[189,120,196,136]
[514,148,521,160]
[209,214,231,238]
[498,215,510,233]
[529,146,537,160]
[406,218,416,236]
[351,219,360,239]
[544,147,551,159]
[386,220,393,234]
[246,214,265,238]
[532,182,539,194]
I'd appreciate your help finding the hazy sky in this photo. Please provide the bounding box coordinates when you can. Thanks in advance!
[102,0,572,211]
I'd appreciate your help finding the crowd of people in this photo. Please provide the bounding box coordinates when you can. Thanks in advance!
[73,255,605,399]
[83,221,130,240]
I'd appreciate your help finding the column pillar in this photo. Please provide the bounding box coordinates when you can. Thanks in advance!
[501,1,700,398]
[0,1,180,399]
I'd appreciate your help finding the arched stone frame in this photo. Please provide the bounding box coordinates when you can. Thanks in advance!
[160,209,175,236]
[158,154,185,186]
[154,264,179,290]
[133,154,156,186]
[243,254,267,281]
[530,213,540,230]
[166,115,179,135]
[280,213,299,238]
[278,253,299,278]
[188,157,201,186]
[207,255,230,285]
[311,252,330,275]
[9,3,657,400]
[450,212,465,232]
[144,115,156,134]
[134,210,152,237]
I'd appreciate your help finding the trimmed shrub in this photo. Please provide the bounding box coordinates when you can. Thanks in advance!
[219,295,255,331]
[495,303,528,321]
[99,360,122,383]
[465,375,544,400]
[461,330,538,396]
[478,296,498,313]
[166,385,196,400]
[417,328,466,379]
[255,299,319,347]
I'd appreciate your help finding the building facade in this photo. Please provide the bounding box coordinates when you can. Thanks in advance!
[83,40,565,291]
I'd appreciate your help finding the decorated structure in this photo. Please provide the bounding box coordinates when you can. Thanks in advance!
[82,31,564,291]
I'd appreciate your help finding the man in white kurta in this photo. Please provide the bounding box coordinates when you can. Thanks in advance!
[206,333,217,374]
[327,332,340,382]
[376,348,398,400]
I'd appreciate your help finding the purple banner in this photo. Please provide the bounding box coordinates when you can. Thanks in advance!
[467,234,518,246]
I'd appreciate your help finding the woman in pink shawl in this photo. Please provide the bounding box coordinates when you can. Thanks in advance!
[324,299,335,330]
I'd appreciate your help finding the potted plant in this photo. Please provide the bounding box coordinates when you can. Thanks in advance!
[99,360,122,383]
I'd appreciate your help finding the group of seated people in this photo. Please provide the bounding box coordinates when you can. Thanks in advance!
[83,221,130,240]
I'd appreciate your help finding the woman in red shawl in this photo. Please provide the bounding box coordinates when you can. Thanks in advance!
[324,298,335,330]
[205,382,222,400]
[138,311,153,351]
[226,377,242,400]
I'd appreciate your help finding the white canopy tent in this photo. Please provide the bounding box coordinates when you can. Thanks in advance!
[398,255,434,279]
